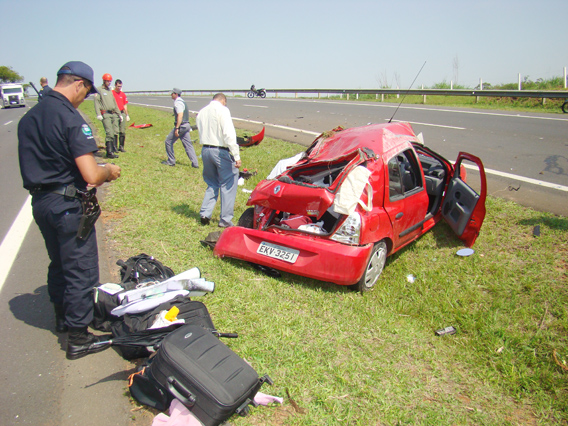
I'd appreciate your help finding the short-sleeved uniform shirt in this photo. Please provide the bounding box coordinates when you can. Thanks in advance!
[18,90,98,190]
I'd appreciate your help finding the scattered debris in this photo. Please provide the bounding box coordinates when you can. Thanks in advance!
[435,326,456,336]
[285,388,306,414]
[456,248,474,257]
[533,225,541,237]
[406,274,416,283]
[128,123,153,128]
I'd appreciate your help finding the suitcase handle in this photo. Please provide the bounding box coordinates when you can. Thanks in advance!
[166,376,196,407]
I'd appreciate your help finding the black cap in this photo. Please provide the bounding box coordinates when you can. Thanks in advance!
[57,61,98,95]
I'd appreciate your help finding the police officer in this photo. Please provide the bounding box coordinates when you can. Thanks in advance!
[38,77,52,102]
[18,61,121,360]
[94,73,121,159]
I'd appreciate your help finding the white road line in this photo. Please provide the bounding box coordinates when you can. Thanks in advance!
[243,104,268,108]
[463,164,568,192]
[277,98,568,122]
[389,119,465,130]
[0,196,33,293]
[4,121,13,125]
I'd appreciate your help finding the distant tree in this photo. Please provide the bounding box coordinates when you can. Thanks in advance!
[0,66,24,83]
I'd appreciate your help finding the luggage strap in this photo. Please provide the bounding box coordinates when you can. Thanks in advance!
[128,367,146,387]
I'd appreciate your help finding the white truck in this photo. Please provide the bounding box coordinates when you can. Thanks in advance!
[1,83,26,108]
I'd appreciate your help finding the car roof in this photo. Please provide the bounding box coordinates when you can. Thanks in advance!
[306,122,421,162]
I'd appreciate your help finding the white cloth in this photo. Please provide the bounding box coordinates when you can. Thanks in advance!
[333,166,373,215]
[196,100,239,161]
[267,152,304,179]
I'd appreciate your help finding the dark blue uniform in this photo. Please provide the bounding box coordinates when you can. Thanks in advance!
[18,90,100,328]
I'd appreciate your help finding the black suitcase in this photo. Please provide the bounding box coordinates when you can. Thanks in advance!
[147,324,272,426]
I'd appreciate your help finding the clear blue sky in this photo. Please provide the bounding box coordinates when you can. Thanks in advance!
[3,0,567,92]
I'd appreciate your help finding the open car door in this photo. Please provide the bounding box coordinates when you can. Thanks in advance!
[441,152,487,247]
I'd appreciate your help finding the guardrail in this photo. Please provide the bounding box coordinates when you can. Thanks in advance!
[126,88,568,101]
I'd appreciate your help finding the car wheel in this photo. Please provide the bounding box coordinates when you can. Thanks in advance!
[562,101,568,114]
[238,207,255,228]
[352,240,387,293]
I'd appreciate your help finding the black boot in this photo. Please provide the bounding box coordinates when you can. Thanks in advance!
[66,327,112,360]
[106,142,118,159]
[54,304,68,333]
[113,135,120,154]
[119,135,126,152]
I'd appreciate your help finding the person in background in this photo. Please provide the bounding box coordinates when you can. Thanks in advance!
[196,93,241,228]
[112,79,130,152]
[18,61,121,360]
[161,88,198,168]
[94,73,121,159]
[38,77,52,102]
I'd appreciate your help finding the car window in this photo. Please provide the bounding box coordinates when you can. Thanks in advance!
[388,149,423,200]
[388,156,403,198]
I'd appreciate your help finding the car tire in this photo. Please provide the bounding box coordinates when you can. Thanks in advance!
[238,207,255,228]
[562,101,568,114]
[352,240,388,293]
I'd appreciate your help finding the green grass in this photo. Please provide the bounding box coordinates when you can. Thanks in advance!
[81,103,568,425]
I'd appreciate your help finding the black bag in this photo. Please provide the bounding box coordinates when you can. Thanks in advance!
[130,325,272,425]
[91,254,175,332]
[111,297,218,360]
[117,253,175,286]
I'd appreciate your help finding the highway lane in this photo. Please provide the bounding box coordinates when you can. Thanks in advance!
[0,104,134,426]
[128,95,568,216]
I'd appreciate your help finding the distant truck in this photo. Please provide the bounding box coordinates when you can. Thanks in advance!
[1,83,26,108]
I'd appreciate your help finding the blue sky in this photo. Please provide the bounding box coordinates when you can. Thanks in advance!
[3,0,567,92]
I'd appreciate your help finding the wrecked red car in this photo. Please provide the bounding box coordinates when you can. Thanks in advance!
[214,122,486,292]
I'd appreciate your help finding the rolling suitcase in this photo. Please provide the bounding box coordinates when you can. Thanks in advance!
[147,324,272,425]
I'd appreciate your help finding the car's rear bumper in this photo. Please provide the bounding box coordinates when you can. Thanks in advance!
[213,226,373,285]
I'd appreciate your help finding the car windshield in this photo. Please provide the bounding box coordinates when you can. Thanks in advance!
[3,88,22,94]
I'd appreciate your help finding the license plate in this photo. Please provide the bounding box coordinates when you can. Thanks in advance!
[257,241,299,263]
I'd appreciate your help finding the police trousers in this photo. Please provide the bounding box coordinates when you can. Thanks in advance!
[32,193,99,328]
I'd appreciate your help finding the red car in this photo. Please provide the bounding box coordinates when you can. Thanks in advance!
[214,122,487,292]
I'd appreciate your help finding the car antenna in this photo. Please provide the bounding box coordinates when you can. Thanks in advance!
[388,61,427,123]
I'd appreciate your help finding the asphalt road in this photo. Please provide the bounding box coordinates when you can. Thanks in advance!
[128,94,568,216]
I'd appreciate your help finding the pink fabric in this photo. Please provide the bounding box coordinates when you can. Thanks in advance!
[254,392,284,406]
[152,399,203,426]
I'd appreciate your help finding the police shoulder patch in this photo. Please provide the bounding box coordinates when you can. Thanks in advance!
[81,124,93,137]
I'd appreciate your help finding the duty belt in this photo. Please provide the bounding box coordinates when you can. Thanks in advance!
[29,184,83,199]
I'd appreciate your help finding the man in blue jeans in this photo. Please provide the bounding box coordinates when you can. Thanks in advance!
[197,93,241,228]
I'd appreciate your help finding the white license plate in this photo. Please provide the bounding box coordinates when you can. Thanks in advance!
[257,242,299,264]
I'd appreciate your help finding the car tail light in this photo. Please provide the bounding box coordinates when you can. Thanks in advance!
[330,212,361,245]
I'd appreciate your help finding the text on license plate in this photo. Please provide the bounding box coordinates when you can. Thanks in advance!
[257,242,299,263]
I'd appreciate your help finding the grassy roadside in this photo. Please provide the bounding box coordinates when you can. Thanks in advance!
[81,103,568,425]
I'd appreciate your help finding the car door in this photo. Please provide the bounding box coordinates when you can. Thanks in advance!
[384,149,429,248]
[441,152,487,247]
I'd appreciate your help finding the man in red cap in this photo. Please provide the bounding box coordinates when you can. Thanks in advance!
[94,73,121,158]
